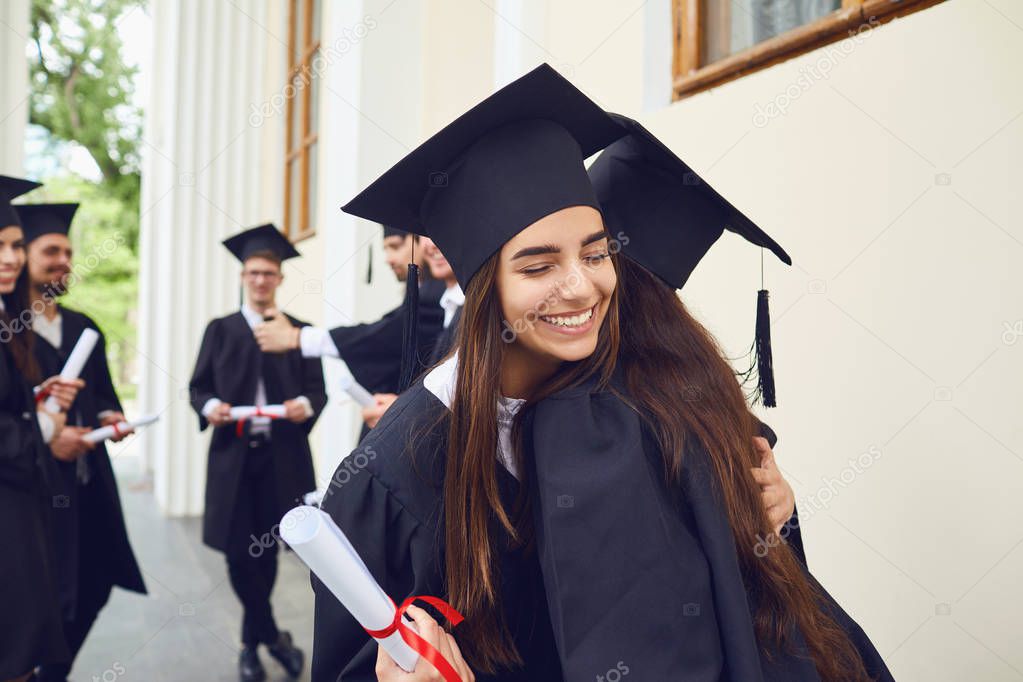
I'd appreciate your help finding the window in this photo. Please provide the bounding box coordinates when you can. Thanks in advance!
[672,0,947,100]
[284,0,322,241]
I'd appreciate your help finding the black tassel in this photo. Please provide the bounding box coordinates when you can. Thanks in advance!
[366,244,373,284]
[398,263,420,391]
[753,289,777,407]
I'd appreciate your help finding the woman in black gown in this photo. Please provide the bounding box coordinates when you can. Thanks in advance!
[0,176,83,682]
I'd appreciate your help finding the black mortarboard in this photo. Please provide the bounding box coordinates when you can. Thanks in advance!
[590,114,791,407]
[0,175,43,228]
[382,225,407,239]
[222,223,300,264]
[341,63,625,288]
[15,203,79,244]
[589,114,791,290]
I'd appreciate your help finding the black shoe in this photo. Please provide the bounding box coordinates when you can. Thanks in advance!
[266,631,304,678]
[239,646,266,681]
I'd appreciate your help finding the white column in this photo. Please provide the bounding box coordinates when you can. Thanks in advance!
[0,0,29,174]
[138,0,271,516]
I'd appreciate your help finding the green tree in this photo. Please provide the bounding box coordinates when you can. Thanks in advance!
[27,0,145,396]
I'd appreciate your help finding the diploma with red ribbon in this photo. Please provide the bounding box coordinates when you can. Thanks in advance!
[279,505,466,680]
[81,413,160,444]
[229,404,286,436]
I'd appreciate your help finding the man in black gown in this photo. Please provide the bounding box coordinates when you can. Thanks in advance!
[253,225,444,440]
[14,203,147,682]
[188,223,327,681]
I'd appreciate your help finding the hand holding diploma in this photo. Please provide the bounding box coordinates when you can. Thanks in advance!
[36,375,86,413]
[82,414,160,444]
[376,606,476,682]
[279,506,468,681]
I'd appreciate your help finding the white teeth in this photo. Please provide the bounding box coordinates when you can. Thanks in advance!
[542,307,593,327]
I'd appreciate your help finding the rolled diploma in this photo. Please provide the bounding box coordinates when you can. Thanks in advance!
[229,404,287,420]
[82,414,160,444]
[279,506,419,672]
[44,328,99,412]
[339,374,375,408]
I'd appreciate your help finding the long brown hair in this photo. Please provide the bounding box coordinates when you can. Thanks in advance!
[444,251,620,673]
[615,258,871,681]
[1,256,41,384]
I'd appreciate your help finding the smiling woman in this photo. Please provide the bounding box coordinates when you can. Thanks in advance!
[311,64,626,681]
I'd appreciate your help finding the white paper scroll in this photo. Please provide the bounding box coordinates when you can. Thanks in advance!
[82,414,160,444]
[228,404,287,420]
[279,506,419,672]
[339,374,375,408]
[44,328,99,412]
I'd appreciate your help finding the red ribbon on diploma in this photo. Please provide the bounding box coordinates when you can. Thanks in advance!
[363,595,466,682]
[34,388,50,405]
[235,408,280,437]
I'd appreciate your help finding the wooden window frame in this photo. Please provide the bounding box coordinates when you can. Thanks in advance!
[672,0,948,101]
[284,0,321,242]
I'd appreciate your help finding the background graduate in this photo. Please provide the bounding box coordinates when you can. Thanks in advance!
[188,223,327,682]
[14,202,147,682]
[0,176,82,682]
[253,225,444,439]
[361,235,463,430]
[525,116,892,681]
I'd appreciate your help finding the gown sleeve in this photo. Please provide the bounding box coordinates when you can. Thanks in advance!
[311,390,447,682]
[188,319,220,431]
[87,324,123,416]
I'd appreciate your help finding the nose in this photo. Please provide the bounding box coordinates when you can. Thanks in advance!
[555,261,597,305]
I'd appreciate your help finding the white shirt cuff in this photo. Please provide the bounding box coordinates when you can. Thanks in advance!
[97,409,118,422]
[294,395,314,419]
[299,326,340,359]
[201,398,223,417]
[37,412,56,444]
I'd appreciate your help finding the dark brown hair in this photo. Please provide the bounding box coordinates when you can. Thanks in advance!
[614,258,871,681]
[444,251,620,673]
[1,254,41,384]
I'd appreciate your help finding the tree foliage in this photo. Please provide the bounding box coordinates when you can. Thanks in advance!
[27,0,145,394]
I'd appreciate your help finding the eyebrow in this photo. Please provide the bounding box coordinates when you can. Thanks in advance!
[510,230,610,260]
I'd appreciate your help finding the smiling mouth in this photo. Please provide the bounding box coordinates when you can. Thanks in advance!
[540,304,597,329]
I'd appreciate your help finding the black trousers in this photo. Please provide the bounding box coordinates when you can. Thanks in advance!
[226,439,281,647]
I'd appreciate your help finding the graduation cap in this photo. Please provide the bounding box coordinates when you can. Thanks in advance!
[342,63,625,389]
[222,223,300,264]
[589,114,792,407]
[382,225,407,239]
[15,203,80,244]
[0,175,43,228]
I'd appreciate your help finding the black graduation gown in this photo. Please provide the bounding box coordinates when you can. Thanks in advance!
[526,378,894,681]
[33,307,146,621]
[311,381,563,682]
[0,341,69,677]
[329,279,445,396]
[188,311,327,553]
[428,305,462,366]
